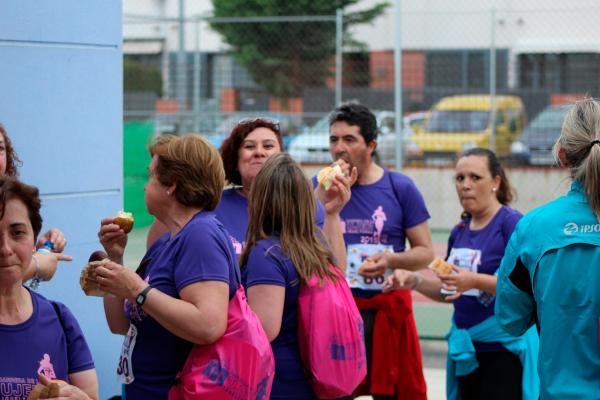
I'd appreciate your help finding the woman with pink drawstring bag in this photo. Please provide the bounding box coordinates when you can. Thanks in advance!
[240,153,364,399]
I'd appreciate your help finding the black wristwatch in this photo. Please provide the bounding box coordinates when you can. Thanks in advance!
[135,286,153,306]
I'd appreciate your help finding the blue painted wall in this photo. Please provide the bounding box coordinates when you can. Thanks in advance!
[0,2,123,398]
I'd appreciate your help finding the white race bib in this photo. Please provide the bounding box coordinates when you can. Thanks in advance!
[117,324,137,384]
[346,243,394,290]
[447,248,481,296]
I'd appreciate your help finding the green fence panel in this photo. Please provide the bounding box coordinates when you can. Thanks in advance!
[124,121,154,228]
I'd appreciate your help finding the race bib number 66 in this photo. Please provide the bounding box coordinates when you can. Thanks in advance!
[346,243,394,290]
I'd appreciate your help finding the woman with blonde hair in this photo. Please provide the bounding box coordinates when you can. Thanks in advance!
[97,134,240,398]
[241,153,346,399]
[496,98,600,399]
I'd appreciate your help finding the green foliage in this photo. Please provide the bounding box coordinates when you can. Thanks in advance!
[124,59,163,96]
[211,0,389,99]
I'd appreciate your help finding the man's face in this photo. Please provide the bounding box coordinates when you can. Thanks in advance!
[329,121,376,172]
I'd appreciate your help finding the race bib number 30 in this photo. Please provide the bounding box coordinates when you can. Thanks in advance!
[117,324,137,384]
[346,243,394,290]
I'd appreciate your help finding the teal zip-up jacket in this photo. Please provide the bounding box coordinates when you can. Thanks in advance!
[495,181,600,399]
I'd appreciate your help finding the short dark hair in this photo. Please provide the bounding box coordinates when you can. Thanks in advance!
[328,103,378,144]
[220,118,283,185]
[0,124,22,177]
[462,147,514,205]
[0,177,42,240]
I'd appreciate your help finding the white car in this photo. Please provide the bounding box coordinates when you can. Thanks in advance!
[288,111,395,164]
[377,111,429,165]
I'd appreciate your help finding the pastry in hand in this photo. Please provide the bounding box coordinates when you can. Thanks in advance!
[27,381,62,399]
[114,211,134,233]
[317,164,343,190]
[427,257,453,276]
[357,258,375,274]
[80,258,110,297]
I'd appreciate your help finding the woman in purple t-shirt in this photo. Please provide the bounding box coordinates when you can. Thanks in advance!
[240,153,349,399]
[97,134,239,399]
[384,148,536,400]
[0,177,97,399]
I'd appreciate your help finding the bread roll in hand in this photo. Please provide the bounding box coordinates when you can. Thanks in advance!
[317,164,343,190]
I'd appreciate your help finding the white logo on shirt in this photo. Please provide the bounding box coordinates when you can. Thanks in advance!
[563,222,579,235]
[564,222,600,235]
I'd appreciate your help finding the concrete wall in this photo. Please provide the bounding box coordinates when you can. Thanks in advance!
[304,165,571,230]
[0,1,123,398]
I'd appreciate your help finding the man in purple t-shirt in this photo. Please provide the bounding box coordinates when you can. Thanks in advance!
[324,103,434,400]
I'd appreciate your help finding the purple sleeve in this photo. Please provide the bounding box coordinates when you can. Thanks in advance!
[394,174,430,229]
[174,222,233,291]
[309,175,325,228]
[56,303,95,374]
[243,244,287,288]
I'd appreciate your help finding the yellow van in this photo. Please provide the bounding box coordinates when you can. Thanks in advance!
[405,95,526,164]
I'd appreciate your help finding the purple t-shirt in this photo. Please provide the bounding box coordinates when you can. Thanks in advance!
[215,188,325,255]
[313,169,430,297]
[242,238,315,400]
[124,211,239,399]
[0,289,94,399]
[448,205,522,351]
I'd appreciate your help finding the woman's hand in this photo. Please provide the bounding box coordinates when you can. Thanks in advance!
[98,217,128,262]
[38,374,92,400]
[36,228,68,253]
[438,265,478,300]
[34,252,73,281]
[382,269,417,292]
[95,261,146,302]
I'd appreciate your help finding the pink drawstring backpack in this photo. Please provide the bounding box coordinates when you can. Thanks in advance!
[298,266,366,398]
[169,285,275,400]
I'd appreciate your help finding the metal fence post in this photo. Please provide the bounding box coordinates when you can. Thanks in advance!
[335,8,343,107]
[193,18,201,132]
[177,0,187,132]
[394,0,403,171]
[489,7,497,153]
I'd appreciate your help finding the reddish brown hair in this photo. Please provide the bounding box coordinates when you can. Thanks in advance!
[0,125,22,177]
[220,118,283,185]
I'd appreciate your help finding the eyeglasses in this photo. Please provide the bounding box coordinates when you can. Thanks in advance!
[237,117,280,132]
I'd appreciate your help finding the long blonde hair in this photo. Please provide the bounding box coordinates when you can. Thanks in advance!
[554,98,600,221]
[240,153,337,284]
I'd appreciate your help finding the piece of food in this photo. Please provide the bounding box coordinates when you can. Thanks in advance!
[427,257,453,276]
[114,211,134,233]
[317,164,343,190]
[357,258,375,274]
[80,258,110,297]
[28,385,48,400]
[27,381,63,399]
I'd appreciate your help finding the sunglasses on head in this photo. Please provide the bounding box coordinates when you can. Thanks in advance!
[237,117,280,132]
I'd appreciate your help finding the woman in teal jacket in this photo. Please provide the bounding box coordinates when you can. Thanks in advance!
[496,98,600,399]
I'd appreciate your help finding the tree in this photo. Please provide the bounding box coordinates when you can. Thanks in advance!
[124,59,163,96]
[210,0,389,99]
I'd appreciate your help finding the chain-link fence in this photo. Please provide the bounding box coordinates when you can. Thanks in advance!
[123,4,600,339]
